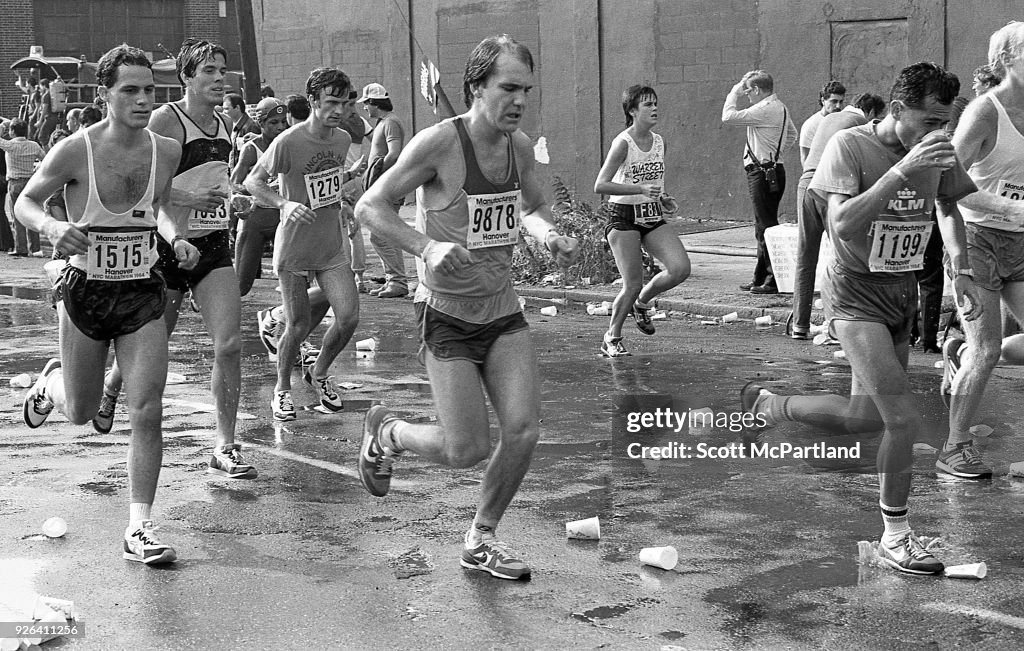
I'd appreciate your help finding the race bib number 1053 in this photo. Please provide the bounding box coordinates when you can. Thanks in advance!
[466,191,521,250]
[86,228,154,281]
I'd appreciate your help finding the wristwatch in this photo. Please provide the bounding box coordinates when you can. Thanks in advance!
[955,268,975,277]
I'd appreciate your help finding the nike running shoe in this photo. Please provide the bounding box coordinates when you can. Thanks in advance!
[92,389,120,434]
[257,309,280,361]
[632,303,656,335]
[23,358,60,428]
[296,339,320,367]
[207,443,258,479]
[272,390,296,422]
[358,405,402,497]
[940,337,965,409]
[123,520,177,565]
[460,533,531,580]
[877,532,943,575]
[303,370,343,412]
[600,335,631,358]
[935,441,992,479]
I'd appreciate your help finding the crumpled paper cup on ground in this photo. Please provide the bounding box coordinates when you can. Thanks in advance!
[944,562,987,579]
[565,516,600,540]
[638,545,677,570]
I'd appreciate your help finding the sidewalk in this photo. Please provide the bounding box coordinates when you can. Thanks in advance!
[517,220,818,324]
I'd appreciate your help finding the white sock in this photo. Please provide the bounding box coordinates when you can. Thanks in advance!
[879,501,911,545]
[129,503,152,529]
[466,522,495,547]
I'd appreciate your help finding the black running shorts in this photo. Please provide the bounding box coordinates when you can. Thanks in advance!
[415,302,528,365]
[156,230,234,292]
[55,265,167,342]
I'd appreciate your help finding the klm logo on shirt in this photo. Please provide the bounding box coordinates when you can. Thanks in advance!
[887,188,925,212]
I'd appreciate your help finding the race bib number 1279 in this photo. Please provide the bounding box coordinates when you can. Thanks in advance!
[304,168,343,210]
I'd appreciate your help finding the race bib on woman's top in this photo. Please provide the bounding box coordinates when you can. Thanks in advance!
[304,167,343,210]
[867,221,933,273]
[86,227,154,281]
[632,201,663,225]
[466,190,521,249]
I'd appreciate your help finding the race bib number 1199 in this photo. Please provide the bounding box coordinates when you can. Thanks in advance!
[867,220,933,273]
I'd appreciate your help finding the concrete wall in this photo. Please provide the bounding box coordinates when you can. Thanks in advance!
[251,0,1020,222]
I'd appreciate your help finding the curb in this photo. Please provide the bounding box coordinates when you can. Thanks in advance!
[515,286,822,323]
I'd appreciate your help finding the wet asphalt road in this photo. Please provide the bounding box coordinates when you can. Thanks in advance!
[2,277,1024,650]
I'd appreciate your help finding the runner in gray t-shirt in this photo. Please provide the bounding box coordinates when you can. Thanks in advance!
[246,66,361,421]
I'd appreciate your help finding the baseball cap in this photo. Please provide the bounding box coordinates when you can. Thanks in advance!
[256,97,286,122]
[356,83,389,103]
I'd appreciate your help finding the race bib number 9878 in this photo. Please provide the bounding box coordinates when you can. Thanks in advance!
[86,228,154,281]
[466,190,521,250]
[867,221,933,273]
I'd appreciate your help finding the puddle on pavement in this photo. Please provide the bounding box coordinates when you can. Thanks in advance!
[570,597,659,625]
[78,480,122,495]
[390,547,434,579]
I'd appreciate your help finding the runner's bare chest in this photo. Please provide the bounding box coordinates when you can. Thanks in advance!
[91,142,153,212]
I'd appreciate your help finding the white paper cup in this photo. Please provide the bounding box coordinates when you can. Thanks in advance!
[754,315,772,327]
[540,306,558,316]
[1008,461,1024,478]
[9,373,32,388]
[944,562,987,579]
[638,545,678,570]
[722,312,739,323]
[355,338,376,351]
[688,407,715,436]
[41,517,67,538]
[834,350,846,359]
[565,516,600,540]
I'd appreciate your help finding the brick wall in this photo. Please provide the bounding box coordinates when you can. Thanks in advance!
[0,0,34,118]
[184,0,220,42]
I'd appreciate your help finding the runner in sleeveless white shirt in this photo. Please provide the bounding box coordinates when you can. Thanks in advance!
[245,66,360,421]
[594,85,690,357]
[939,21,1024,479]
[101,38,254,480]
[355,35,578,580]
[17,45,198,565]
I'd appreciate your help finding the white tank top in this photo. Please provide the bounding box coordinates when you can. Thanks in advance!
[70,131,158,273]
[609,131,665,205]
[960,94,1024,233]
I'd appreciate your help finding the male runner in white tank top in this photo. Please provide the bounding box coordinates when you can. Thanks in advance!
[939,21,1024,480]
[16,44,199,565]
[356,35,578,580]
[103,38,255,480]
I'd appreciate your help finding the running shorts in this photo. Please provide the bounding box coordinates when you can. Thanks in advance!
[946,223,1024,292]
[415,302,528,365]
[55,265,166,341]
[156,230,234,292]
[823,266,917,343]
[603,202,668,239]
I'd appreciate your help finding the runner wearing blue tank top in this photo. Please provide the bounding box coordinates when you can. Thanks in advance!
[103,39,255,480]
[939,21,1024,479]
[594,85,690,357]
[16,45,198,565]
[356,35,579,580]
